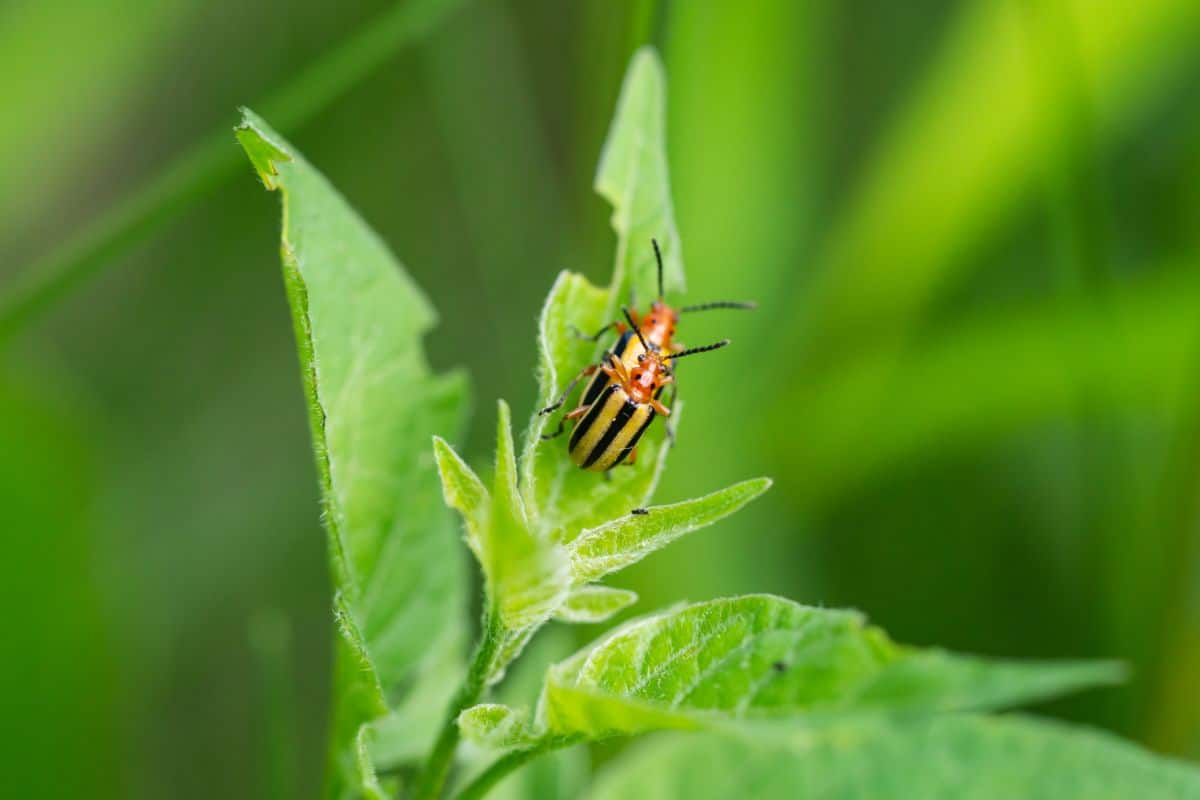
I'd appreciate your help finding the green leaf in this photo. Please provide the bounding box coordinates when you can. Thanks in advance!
[554,586,640,624]
[568,479,772,583]
[520,46,686,543]
[540,595,1119,739]
[588,715,1200,799]
[520,272,676,542]
[236,109,469,796]
[595,46,685,306]
[458,704,536,750]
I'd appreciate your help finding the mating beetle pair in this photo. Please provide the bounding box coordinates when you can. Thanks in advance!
[540,239,753,473]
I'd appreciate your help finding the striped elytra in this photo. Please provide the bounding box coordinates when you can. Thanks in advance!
[568,384,657,471]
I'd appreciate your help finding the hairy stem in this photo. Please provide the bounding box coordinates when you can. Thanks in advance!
[453,737,581,800]
[413,611,504,800]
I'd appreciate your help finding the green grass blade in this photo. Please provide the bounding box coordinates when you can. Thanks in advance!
[0,0,467,341]
[803,0,1200,350]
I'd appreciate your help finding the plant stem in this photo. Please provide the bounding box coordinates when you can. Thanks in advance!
[413,611,504,800]
[453,737,580,800]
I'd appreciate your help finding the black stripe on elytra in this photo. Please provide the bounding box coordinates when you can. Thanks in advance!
[570,385,618,452]
[583,394,637,469]
[582,330,634,407]
[609,407,656,470]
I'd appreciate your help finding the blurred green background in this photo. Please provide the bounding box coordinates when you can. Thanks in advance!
[4,0,1200,797]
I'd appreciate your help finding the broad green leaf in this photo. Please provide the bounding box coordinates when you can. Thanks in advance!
[595,46,686,307]
[772,268,1200,508]
[521,46,686,542]
[569,479,772,583]
[806,0,1200,347]
[588,715,1200,799]
[540,595,1119,739]
[458,704,536,750]
[520,271,676,541]
[554,586,640,624]
[236,110,469,796]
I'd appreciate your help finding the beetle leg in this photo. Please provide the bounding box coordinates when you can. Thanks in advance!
[569,320,627,342]
[603,352,629,385]
[540,403,591,440]
[650,398,671,417]
[624,445,638,466]
[539,364,598,415]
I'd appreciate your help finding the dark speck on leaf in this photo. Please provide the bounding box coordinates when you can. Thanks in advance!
[631,508,649,516]
[772,661,788,673]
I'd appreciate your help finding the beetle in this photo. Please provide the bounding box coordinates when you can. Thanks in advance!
[539,238,753,437]
[540,309,730,471]
[572,237,754,356]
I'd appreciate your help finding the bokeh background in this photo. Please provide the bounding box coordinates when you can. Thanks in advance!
[4,1,1200,797]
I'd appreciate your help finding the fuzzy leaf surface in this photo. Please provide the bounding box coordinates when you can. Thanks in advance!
[236,109,469,796]
[541,595,1121,739]
[554,586,640,624]
[569,479,772,583]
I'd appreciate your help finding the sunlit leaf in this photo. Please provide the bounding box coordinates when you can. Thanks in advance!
[236,109,469,796]
[458,704,536,750]
[554,586,640,624]
[540,595,1119,739]
[595,46,686,306]
[520,45,688,544]
[569,478,772,583]
[588,715,1200,799]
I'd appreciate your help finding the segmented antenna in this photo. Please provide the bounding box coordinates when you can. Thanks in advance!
[651,238,665,300]
[679,300,757,313]
[667,339,731,360]
[623,307,652,352]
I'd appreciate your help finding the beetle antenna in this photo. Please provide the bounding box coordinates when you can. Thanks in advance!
[651,238,665,300]
[623,307,652,352]
[679,300,757,313]
[667,339,731,360]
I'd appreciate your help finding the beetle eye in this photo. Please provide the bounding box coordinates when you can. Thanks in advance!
[637,354,645,362]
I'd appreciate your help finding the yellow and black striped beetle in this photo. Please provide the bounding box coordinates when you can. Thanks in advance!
[540,308,730,471]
